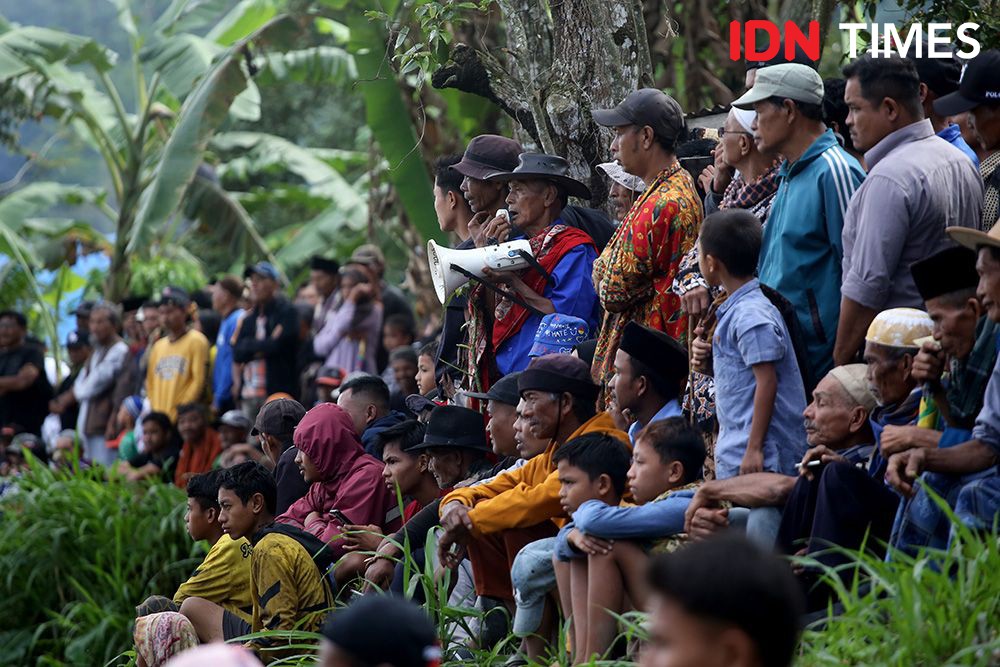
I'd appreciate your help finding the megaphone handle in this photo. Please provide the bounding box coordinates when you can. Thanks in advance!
[451,265,546,317]
[516,250,554,286]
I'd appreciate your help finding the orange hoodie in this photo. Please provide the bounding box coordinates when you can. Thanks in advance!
[440,412,627,537]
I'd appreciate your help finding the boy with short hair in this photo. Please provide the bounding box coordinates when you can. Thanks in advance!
[553,418,706,664]
[692,209,807,479]
[415,341,438,396]
[186,462,334,662]
[644,535,804,667]
[511,434,630,657]
[174,470,253,633]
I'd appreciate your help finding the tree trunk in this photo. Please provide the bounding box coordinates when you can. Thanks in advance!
[432,0,651,206]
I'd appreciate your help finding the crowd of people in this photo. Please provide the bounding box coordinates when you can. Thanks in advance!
[1,46,999,667]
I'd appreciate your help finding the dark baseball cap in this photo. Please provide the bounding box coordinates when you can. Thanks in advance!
[159,285,190,308]
[244,261,281,281]
[251,397,307,438]
[462,372,522,406]
[933,49,1000,116]
[451,134,523,181]
[315,366,346,388]
[321,595,440,667]
[73,300,95,317]
[592,89,686,143]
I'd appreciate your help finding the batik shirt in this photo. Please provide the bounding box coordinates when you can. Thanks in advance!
[591,163,701,399]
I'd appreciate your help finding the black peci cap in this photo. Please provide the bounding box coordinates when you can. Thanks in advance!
[910,246,979,302]
[619,321,689,385]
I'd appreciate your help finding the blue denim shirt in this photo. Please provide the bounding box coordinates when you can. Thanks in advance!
[554,489,696,561]
[712,279,807,479]
[627,399,683,444]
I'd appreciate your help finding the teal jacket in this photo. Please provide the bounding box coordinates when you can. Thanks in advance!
[758,129,865,385]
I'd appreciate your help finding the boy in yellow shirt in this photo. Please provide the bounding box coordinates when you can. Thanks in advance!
[146,286,209,421]
[184,462,334,662]
[175,470,252,639]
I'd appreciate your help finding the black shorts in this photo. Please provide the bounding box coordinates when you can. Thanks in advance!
[222,610,252,641]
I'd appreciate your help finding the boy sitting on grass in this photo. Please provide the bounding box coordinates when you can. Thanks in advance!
[553,418,706,665]
[174,470,253,639]
[547,435,632,664]
[691,209,807,479]
[182,462,335,662]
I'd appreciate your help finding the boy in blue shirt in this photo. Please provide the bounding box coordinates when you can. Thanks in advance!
[552,418,705,664]
[692,209,807,479]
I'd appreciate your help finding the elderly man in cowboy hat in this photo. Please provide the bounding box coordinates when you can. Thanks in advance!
[464,153,601,379]
[886,223,1000,548]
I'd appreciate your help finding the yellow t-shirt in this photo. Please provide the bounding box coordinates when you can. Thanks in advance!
[146,329,209,420]
[173,534,253,623]
[251,532,332,635]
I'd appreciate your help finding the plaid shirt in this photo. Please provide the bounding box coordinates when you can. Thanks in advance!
[946,316,998,429]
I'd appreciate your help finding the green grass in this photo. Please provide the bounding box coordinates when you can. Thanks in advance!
[2,465,997,666]
[0,461,197,666]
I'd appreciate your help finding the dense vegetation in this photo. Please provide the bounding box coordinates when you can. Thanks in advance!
[1,464,997,665]
[0,463,197,665]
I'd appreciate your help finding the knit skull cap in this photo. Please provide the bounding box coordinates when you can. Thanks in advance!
[865,308,933,348]
[731,106,757,133]
[827,364,878,413]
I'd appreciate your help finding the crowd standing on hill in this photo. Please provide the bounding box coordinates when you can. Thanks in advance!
[1,49,999,667]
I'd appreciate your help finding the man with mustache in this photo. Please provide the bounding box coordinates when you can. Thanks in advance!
[833,55,983,366]
[684,363,878,548]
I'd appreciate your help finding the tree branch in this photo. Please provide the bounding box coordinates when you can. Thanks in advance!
[431,43,541,145]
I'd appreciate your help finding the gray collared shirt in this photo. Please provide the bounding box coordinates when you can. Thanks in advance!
[842,119,984,311]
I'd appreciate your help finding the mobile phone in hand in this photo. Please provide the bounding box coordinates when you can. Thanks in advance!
[328,508,352,524]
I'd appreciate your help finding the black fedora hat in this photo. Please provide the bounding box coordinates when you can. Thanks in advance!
[486,153,592,200]
[407,405,489,452]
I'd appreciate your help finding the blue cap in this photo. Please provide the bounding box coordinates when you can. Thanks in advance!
[244,261,280,281]
[528,314,590,358]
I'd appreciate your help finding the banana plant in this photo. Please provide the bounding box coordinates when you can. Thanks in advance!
[0,0,304,300]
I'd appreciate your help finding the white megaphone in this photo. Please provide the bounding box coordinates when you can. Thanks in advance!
[427,237,533,303]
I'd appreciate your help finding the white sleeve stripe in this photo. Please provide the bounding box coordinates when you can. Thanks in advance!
[820,151,849,216]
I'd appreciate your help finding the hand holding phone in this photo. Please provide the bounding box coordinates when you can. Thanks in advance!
[328,508,352,524]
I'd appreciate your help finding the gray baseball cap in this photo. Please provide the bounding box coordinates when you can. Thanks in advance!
[732,63,824,109]
[592,88,686,143]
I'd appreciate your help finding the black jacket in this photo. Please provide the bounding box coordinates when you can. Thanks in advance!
[232,297,300,398]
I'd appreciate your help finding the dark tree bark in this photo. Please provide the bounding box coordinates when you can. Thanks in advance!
[432,0,651,206]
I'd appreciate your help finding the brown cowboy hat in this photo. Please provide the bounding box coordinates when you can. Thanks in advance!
[486,153,592,200]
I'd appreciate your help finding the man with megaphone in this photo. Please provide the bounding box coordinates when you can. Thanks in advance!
[462,153,601,388]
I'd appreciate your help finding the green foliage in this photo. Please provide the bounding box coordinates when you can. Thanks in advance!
[364,0,491,82]
[858,0,999,55]
[797,502,1000,665]
[0,463,196,665]
[129,254,209,296]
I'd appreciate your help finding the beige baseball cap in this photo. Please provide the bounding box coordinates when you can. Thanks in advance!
[732,63,824,109]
